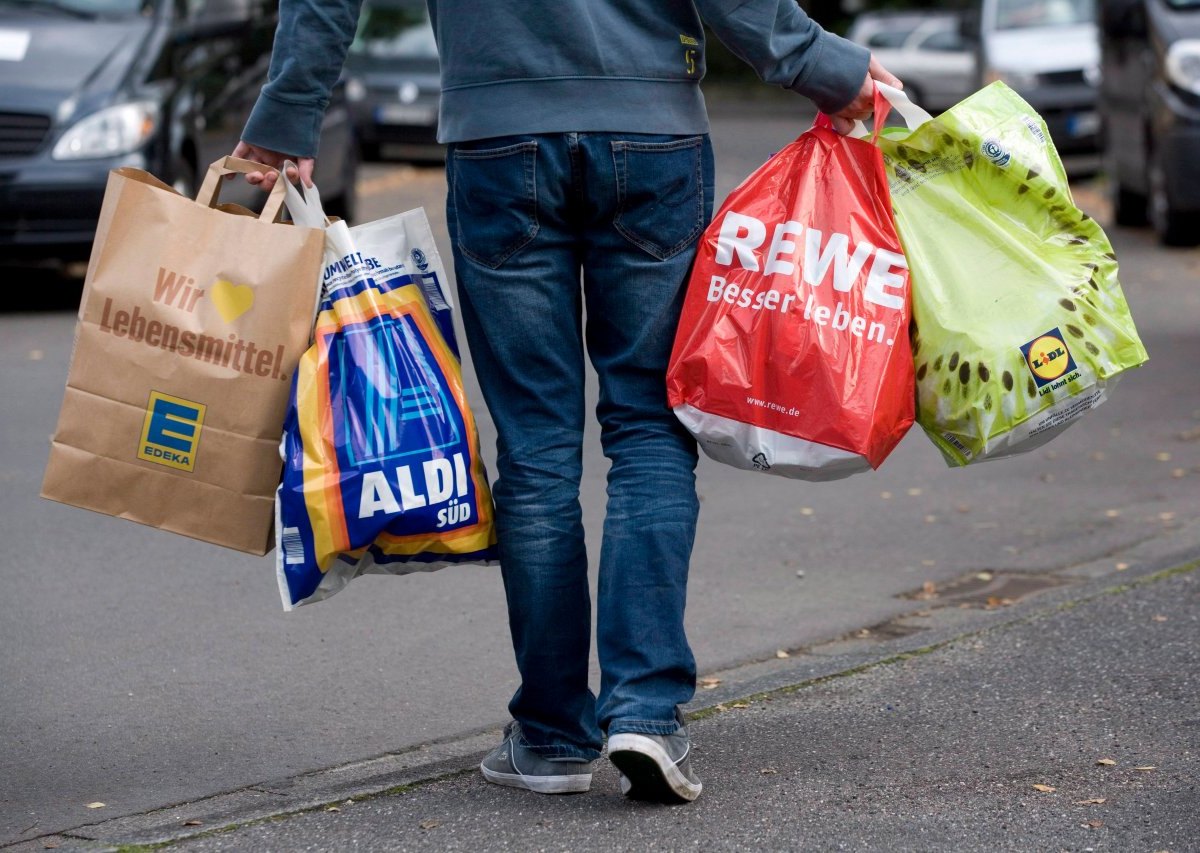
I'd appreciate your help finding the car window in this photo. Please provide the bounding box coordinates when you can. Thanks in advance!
[866,27,918,48]
[351,0,437,59]
[994,0,1095,29]
[919,29,967,52]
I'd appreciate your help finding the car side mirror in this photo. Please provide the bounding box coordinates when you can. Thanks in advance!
[1100,0,1146,38]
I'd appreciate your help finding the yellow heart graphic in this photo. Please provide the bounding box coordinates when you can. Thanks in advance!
[211,279,254,323]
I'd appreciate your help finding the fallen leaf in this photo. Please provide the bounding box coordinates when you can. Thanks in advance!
[730,701,750,709]
[921,560,937,567]
[799,506,815,516]
[1104,509,1121,518]
[924,514,939,523]
[1091,451,1106,461]
[955,504,971,513]
[85,803,105,810]
[42,844,59,850]
[760,768,778,775]
[1172,468,1187,479]
[985,596,1015,609]
[326,806,340,813]
[856,628,871,638]
[914,610,933,617]
[29,349,43,361]
[1096,758,1117,766]
[1178,426,1200,441]
[775,649,790,659]
[1134,766,1156,772]
[1155,452,1172,462]
[1032,784,1056,793]
[915,580,938,599]
[1159,512,1176,522]
[1076,797,1107,804]
[1088,820,1105,828]
[880,491,892,499]
[1152,615,1168,623]
[698,677,721,689]
[345,799,355,805]
[182,820,203,827]
[419,819,442,830]
[976,572,994,581]
[907,487,923,496]
[1115,563,1130,572]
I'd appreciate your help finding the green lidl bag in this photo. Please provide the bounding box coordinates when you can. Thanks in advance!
[869,82,1148,466]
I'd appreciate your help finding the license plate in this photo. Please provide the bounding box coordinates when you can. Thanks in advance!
[1067,111,1099,138]
[376,104,436,126]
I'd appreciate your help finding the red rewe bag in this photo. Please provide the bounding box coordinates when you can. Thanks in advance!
[666,93,914,480]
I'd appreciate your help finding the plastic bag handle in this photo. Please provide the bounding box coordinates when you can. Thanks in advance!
[847,82,935,139]
[195,156,288,223]
[279,160,330,230]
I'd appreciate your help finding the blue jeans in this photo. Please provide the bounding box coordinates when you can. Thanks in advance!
[446,132,715,760]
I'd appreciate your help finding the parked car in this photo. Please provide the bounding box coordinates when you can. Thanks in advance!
[0,0,357,265]
[966,0,1102,153]
[847,11,975,113]
[1099,0,1200,245]
[343,0,441,162]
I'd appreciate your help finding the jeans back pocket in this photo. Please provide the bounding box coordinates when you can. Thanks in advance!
[612,136,706,261]
[450,141,539,269]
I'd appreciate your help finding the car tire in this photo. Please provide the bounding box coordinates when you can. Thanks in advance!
[171,156,197,200]
[323,138,360,224]
[360,141,382,162]
[1148,145,1200,247]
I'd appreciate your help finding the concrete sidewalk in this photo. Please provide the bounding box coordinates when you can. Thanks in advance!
[21,539,1198,852]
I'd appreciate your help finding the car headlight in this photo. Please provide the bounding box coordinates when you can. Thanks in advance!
[52,101,159,160]
[1165,40,1200,97]
[984,68,1040,92]
[345,77,367,103]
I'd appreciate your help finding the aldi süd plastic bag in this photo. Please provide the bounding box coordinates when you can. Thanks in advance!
[666,89,914,480]
[275,178,497,609]
[872,82,1148,466]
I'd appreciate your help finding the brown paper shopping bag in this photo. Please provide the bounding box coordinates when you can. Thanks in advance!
[41,157,325,554]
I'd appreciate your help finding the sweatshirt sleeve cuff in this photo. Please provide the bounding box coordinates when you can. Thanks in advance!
[241,91,327,159]
[791,30,870,116]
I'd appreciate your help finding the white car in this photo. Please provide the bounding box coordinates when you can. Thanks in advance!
[847,12,976,113]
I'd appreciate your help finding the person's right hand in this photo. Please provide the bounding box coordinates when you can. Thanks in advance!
[230,140,315,190]
[830,56,903,135]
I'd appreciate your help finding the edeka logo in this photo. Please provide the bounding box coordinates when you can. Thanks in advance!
[1020,328,1077,388]
[137,391,207,472]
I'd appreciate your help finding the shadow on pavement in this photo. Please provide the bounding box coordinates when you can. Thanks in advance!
[2,264,85,313]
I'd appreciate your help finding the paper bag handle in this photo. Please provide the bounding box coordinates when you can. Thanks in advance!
[196,156,288,223]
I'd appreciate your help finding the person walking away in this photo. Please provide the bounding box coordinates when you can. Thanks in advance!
[232,0,900,805]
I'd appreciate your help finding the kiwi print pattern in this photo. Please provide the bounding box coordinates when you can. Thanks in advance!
[876,83,1148,466]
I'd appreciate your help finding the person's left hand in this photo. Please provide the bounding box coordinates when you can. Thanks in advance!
[830,56,903,135]
[230,140,315,190]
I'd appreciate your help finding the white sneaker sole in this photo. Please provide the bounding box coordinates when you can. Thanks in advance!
[607,733,702,803]
[480,762,592,794]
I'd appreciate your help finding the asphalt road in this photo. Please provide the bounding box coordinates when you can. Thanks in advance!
[172,561,1200,852]
[1,104,1198,847]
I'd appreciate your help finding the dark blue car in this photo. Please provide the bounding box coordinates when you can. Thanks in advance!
[0,0,358,265]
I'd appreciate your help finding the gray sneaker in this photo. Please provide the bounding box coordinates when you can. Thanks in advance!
[608,722,703,804]
[480,722,593,795]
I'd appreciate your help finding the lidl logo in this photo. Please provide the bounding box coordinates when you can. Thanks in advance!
[1020,328,1076,388]
[137,391,206,472]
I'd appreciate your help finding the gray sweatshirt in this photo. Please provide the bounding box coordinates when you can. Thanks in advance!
[243,0,870,157]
